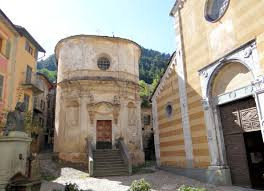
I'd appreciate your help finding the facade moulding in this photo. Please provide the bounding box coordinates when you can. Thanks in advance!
[151,52,176,101]
[170,0,187,16]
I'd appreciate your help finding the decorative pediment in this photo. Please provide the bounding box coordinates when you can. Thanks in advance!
[87,100,120,124]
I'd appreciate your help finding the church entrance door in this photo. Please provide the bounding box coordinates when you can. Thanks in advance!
[219,97,264,188]
[96,120,112,149]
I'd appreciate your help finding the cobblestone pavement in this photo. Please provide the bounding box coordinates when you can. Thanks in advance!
[39,153,259,191]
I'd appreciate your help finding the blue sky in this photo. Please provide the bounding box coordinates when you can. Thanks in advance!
[1,0,176,57]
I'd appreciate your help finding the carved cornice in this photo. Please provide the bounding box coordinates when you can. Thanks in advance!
[252,75,264,92]
[170,0,187,16]
[86,99,121,125]
[65,99,80,107]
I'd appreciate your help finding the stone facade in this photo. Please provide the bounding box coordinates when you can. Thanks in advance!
[32,73,54,152]
[46,84,56,149]
[54,35,144,165]
[152,0,264,187]
[141,107,154,160]
[141,107,152,148]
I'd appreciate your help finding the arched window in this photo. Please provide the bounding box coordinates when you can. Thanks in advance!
[205,0,229,22]
[97,57,110,70]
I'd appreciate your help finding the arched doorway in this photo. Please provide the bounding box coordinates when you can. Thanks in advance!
[209,62,264,188]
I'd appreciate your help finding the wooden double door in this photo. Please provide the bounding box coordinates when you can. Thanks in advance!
[219,97,264,188]
[96,120,112,149]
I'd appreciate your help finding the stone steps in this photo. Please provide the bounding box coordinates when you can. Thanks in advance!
[93,149,129,177]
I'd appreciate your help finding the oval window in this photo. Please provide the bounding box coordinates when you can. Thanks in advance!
[205,0,229,22]
[97,57,110,70]
[166,104,173,117]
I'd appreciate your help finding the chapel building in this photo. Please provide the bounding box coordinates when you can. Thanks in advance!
[152,0,264,188]
[54,35,144,166]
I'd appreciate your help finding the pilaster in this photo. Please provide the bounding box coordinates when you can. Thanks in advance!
[152,99,160,166]
[174,9,193,168]
[252,75,264,142]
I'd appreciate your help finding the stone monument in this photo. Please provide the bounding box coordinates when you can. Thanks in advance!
[0,102,32,190]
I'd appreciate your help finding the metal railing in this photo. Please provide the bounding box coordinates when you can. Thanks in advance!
[86,138,94,176]
[118,139,132,175]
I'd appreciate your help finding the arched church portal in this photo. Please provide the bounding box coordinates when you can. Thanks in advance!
[211,62,263,187]
[199,41,264,188]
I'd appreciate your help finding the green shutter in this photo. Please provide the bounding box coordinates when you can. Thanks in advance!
[34,49,38,59]
[5,40,11,58]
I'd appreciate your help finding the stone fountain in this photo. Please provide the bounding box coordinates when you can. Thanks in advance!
[0,102,40,191]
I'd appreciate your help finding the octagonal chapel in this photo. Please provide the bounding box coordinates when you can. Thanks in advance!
[54,35,144,165]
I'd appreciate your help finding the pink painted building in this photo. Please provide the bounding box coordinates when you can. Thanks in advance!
[0,9,19,117]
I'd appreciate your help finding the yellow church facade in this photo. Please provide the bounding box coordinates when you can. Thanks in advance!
[152,0,264,188]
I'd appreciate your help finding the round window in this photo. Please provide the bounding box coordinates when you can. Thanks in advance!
[166,104,173,117]
[205,0,229,22]
[97,57,110,70]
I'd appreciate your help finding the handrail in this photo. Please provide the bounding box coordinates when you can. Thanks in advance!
[86,139,94,177]
[118,139,132,175]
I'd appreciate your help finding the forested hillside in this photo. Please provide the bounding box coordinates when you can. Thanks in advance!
[139,48,170,84]
[37,47,170,84]
[37,54,57,82]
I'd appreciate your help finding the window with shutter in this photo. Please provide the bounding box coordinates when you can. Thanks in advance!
[34,50,38,59]
[25,40,34,56]
[0,75,4,100]
[5,40,11,59]
[26,65,32,83]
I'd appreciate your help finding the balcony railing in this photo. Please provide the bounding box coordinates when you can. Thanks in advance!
[21,72,44,95]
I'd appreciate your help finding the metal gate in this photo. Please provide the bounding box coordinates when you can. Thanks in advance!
[219,97,260,187]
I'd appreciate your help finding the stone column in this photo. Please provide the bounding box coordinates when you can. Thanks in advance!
[173,9,193,168]
[79,95,87,152]
[136,100,143,151]
[252,75,264,142]
[120,100,128,144]
[201,99,223,167]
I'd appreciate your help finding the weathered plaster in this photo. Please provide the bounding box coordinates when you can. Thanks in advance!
[54,36,144,165]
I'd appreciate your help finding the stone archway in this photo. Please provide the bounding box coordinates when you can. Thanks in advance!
[198,41,264,185]
[208,61,260,186]
[210,62,254,97]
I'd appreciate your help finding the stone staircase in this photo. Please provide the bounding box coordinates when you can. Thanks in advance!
[93,149,129,177]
